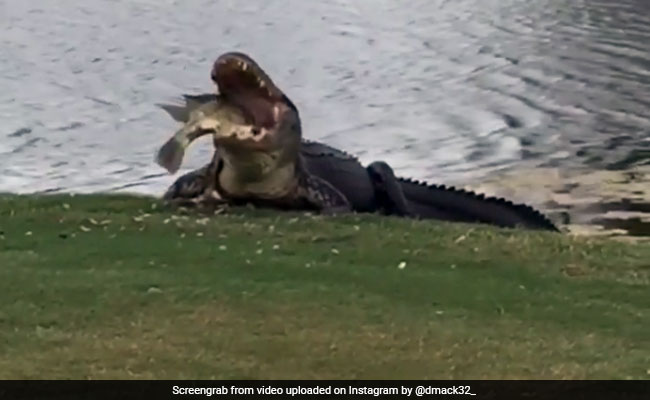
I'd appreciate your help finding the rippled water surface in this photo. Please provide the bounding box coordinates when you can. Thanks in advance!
[2,0,650,196]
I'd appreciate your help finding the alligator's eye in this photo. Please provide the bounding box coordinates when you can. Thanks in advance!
[251,127,260,136]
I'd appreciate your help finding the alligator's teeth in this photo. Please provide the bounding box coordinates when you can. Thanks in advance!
[253,127,266,141]
[240,62,248,71]
[258,79,266,88]
[273,104,280,121]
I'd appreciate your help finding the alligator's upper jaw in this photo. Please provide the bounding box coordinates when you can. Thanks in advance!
[211,53,289,133]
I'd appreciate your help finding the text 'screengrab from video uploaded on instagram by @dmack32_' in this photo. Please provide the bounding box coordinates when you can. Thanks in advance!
[171,384,477,397]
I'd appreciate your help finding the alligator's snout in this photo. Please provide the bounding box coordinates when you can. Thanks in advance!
[212,53,282,99]
[210,52,291,133]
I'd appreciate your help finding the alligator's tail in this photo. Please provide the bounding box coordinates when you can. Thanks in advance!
[398,178,559,232]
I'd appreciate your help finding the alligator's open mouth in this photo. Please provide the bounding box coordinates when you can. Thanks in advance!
[156,53,299,174]
[211,53,288,133]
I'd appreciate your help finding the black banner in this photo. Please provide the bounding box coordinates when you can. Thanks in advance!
[0,380,648,400]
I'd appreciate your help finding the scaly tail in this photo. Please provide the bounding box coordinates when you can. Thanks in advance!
[398,178,559,231]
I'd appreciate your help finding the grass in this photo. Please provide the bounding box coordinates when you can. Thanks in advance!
[0,193,648,379]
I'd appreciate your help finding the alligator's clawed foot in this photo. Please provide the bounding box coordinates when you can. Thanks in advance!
[164,192,228,211]
[161,163,229,213]
[162,165,210,202]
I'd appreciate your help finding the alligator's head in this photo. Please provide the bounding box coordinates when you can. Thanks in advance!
[156,52,302,174]
[208,52,301,154]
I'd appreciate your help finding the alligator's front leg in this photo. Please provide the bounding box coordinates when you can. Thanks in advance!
[297,173,352,215]
[163,164,212,203]
[366,161,413,217]
[163,157,228,209]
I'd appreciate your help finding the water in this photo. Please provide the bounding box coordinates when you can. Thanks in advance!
[2,0,650,213]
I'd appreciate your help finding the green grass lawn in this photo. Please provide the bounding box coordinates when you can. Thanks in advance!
[0,194,648,379]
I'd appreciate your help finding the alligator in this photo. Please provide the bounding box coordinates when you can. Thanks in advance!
[158,53,352,214]
[157,52,559,232]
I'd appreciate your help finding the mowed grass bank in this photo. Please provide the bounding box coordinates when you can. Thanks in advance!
[0,194,648,379]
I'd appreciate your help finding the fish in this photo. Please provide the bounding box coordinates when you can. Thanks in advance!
[155,96,253,174]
